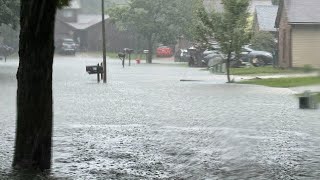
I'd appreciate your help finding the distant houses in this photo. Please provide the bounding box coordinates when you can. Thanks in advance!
[253,5,278,34]
[275,0,320,68]
[55,0,139,52]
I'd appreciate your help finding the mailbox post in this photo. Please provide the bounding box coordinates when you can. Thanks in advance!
[187,47,197,67]
[143,50,149,63]
[97,63,100,83]
[118,52,126,68]
[101,0,107,83]
[124,48,134,66]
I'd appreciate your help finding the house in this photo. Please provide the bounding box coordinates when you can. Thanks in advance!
[249,0,272,13]
[275,0,320,68]
[253,5,278,34]
[203,0,272,13]
[55,0,139,52]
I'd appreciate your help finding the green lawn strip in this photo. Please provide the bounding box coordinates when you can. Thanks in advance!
[230,67,306,75]
[316,93,320,102]
[238,76,320,88]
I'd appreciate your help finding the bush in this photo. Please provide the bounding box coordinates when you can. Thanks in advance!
[303,65,314,73]
[250,31,276,53]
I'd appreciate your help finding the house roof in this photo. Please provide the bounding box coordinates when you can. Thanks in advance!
[276,0,320,26]
[255,5,278,32]
[287,0,320,24]
[66,14,109,30]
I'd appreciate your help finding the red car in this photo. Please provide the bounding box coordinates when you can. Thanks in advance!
[156,46,173,57]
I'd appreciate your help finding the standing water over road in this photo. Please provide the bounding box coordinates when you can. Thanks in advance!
[0,56,320,179]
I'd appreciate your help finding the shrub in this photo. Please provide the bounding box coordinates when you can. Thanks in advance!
[250,31,276,53]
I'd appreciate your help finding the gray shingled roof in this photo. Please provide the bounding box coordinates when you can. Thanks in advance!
[255,5,278,32]
[67,14,109,30]
[285,0,320,24]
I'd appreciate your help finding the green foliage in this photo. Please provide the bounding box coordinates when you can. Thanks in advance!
[197,0,250,82]
[250,31,275,53]
[79,0,128,14]
[239,76,320,88]
[303,65,314,73]
[0,24,19,49]
[109,0,203,42]
[197,0,250,55]
[272,0,280,5]
[0,0,19,28]
[109,0,203,62]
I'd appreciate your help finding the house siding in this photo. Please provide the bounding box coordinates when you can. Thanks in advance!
[291,25,320,68]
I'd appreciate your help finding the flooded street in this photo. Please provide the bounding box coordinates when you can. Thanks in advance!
[1,56,320,179]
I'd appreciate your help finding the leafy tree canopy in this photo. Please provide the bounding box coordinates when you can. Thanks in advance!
[272,0,280,5]
[250,31,276,53]
[0,0,19,28]
[109,0,203,45]
[197,0,250,82]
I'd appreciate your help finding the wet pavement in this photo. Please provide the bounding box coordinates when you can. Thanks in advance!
[0,56,320,179]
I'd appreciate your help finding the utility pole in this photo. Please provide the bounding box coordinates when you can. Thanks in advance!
[101,0,107,83]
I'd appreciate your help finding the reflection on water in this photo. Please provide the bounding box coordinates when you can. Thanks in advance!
[0,57,319,179]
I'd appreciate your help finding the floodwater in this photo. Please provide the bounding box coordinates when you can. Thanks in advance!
[0,56,319,179]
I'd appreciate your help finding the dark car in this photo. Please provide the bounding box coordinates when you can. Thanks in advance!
[56,38,77,55]
[240,46,274,66]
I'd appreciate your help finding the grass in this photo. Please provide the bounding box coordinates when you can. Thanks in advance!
[238,76,320,88]
[316,93,320,102]
[230,66,308,75]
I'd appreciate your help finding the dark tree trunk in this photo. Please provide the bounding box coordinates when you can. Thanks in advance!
[13,0,58,171]
[147,35,153,64]
[226,52,232,83]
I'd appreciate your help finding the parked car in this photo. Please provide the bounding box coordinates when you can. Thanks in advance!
[56,38,77,55]
[240,45,273,66]
[156,46,173,57]
[203,44,274,68]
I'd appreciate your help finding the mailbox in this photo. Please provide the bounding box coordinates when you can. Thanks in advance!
[86,65,103,74]
[124,48,134,54]
[118,52,126,58]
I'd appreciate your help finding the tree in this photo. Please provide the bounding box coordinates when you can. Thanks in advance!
[272,0,280,5]
[197,0,250,82]
[0,0,20,28]
[79,0,128,14]
[0,24,19,49]
[109,0,200,63]
[250,31,276,53]
[13,0,69,171]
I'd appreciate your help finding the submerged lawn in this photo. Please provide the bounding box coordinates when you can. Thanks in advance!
[238,76,320,88]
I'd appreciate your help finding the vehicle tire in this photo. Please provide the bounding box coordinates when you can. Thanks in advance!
[251,57,266,67]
